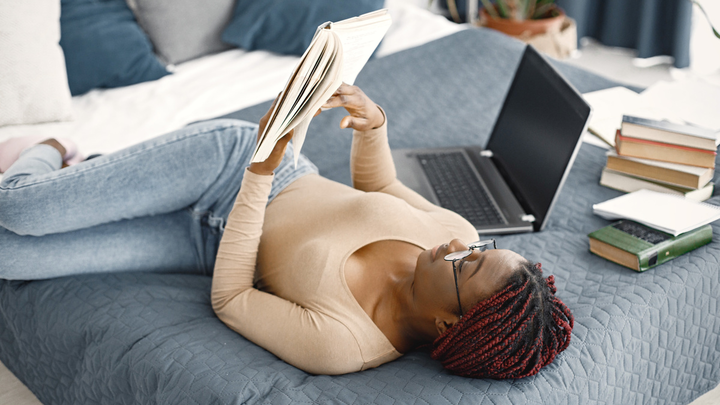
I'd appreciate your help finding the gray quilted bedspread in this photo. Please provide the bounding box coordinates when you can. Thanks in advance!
[1,29,719,405]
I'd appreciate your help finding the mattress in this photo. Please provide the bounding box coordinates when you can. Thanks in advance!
[1,28,719,405]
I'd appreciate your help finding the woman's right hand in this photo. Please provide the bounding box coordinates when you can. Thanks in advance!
[248,96,293,176]
[322,83,385,131]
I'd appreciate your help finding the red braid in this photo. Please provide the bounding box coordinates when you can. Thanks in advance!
[431,262,574,379]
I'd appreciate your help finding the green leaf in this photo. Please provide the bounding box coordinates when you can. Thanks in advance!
[480,0,500,18]
[525,0,537,20]
[692,0,720,39]
[533,3,555,19]
[496,0,511,19]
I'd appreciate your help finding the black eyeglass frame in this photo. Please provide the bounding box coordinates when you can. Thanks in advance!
[443,239,497,318]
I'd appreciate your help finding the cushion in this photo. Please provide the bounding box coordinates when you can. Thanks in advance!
[60,0,170,96]
[222,0,386,55]
[126,0,235,65]
[0,0,72,127]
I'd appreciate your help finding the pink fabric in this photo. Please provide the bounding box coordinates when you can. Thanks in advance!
[0,135,84,173]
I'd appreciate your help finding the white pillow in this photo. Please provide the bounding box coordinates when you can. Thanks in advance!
[0,0,73,127]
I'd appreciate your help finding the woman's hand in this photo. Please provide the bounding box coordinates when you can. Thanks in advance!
[322,83,385,131]
[249,96,293,176]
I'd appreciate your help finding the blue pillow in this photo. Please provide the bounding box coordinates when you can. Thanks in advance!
[222,0,385,56]
[60,0,170,96]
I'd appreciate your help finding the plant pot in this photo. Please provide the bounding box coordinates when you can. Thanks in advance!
[479,7,566,37]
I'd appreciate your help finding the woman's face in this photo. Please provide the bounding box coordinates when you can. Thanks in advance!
[412,239,526,321]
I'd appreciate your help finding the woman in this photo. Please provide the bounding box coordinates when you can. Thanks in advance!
[0,84,573,379]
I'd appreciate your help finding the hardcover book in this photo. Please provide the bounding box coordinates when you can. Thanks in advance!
[615,131,717,169]
[588,220,713,271]
[599,168,714,202]
[621,115,718,151]
[605,151,713,189]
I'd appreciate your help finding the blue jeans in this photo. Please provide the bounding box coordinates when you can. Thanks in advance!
[0,119,317,280]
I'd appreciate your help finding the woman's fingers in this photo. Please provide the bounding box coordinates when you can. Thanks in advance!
[323,83,363,108]
[340,116,353,129]
[322,93,361,109]
[320,83,382,131]
[249,129,293,176]
[340,115,370,129]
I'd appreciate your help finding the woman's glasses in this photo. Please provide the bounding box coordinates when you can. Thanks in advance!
[443,239,497,317]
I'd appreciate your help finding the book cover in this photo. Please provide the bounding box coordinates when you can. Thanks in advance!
[599,168,714,202]
[615,131,717,169]
[622,115,717,144]
[588,220,713,271]
[605,151,713,189]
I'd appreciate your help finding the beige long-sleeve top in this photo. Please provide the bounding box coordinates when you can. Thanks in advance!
[211,117,477,375]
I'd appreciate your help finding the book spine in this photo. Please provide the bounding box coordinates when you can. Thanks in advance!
[599,168,696,198]
[617,134,717,155]
[637,225,713,270]
[615,131,717,168]
[606,155,700,189]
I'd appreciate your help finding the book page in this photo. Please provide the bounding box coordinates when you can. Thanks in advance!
[251,9,392,164]
[281,36,335,129]
[252,31,331,162]
[638,79,720,133]
[330,10,392,85]
[582,87,682,147]
[291,35,344,167]
[254,31,327,152]
[592,189,720,235]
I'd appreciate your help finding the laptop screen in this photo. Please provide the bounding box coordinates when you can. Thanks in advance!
[486,46,591,231]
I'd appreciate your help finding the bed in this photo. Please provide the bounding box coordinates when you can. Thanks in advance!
[1,2,719,404]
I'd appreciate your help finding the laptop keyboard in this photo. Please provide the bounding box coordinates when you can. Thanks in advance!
[416,152,505,226]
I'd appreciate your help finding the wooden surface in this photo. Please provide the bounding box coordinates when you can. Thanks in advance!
[0,360,42,405]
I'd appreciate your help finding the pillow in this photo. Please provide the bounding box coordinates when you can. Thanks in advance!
[60,0,170,96]
[222,0,385,55]
[126,0,236,65]
[0,0,73,127]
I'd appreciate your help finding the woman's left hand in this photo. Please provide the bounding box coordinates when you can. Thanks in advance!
[249,95,293,176]
[322,83,385,131]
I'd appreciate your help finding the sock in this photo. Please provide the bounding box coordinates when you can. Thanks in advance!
[0,136,84,173]
[56,138,85,166]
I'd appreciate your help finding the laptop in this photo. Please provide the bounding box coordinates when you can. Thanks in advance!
[392,45,592,235]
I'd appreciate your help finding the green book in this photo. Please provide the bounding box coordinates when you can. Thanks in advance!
[588,220,713,272]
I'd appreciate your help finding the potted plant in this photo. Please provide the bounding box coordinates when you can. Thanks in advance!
[477,0,565,37]
[438,0,567,36]
[437,0,575,58]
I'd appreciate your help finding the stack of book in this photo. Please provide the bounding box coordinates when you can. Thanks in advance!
[589,189,720,271]
[600,115,718,201]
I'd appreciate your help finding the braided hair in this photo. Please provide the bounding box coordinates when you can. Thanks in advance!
[430,262,573,379]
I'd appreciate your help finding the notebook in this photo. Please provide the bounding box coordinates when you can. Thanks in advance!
[392,45,592,235]
[593,189,720,236]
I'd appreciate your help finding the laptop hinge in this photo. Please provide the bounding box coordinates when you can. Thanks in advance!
[521,214,536,222]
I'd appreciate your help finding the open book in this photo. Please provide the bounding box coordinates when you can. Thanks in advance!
[251,9,392,165]
[592,189,720,236]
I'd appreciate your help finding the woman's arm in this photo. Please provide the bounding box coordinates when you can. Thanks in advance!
[211,99,365,375]
[323,84,453,213]
[211,168,364,375]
